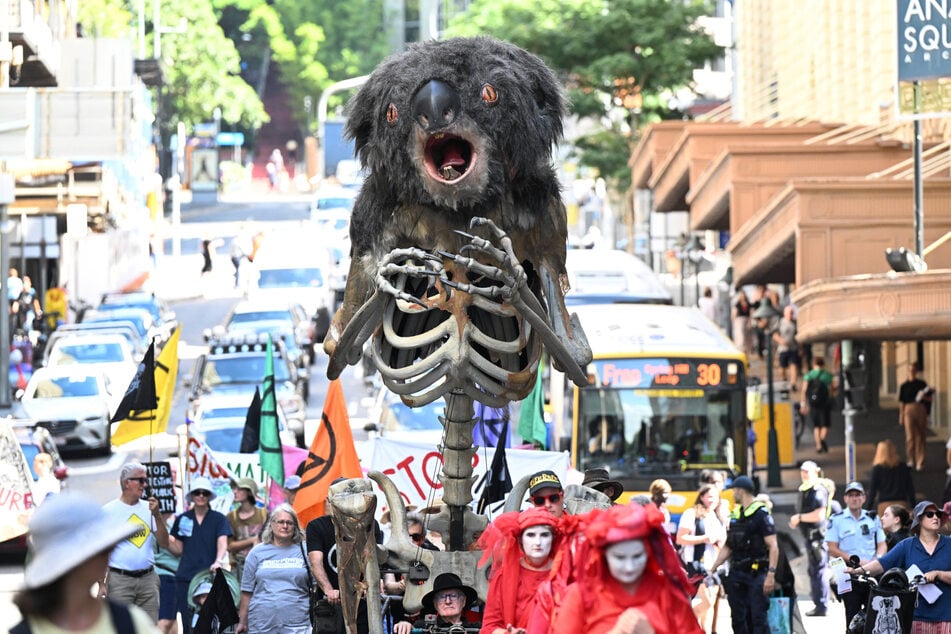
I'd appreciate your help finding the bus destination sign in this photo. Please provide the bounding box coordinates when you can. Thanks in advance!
[591,358,741,389]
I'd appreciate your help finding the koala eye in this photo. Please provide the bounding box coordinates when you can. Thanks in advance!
[386,103,398,126]
[481,83,498,105]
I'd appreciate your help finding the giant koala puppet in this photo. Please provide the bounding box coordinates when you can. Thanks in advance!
[324,37,591,402]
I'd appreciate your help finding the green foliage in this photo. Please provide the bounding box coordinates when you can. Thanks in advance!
[449,0,721,191]
[76,0,133,38]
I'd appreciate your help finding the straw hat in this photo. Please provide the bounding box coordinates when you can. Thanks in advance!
[24,492,139,589]
[187,476,218,503]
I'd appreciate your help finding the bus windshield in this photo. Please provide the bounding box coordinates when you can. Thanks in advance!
[575,357,746,489]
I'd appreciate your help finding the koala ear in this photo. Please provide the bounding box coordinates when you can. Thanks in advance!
[344,83,377,162]
[519,49,565,144]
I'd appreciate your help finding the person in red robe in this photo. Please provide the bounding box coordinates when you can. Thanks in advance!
[478,507,562,634]
[547,503,701,634]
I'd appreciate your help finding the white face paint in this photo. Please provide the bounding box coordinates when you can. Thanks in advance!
[521,525,554,564]
[605,539,648,585]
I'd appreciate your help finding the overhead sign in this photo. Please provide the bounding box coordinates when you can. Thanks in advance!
[216,132,245,147]
[897,1,951,117]
[898,0,951,81]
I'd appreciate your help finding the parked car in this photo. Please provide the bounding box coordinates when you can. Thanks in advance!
[11,421,69,491]
[184,334,307,444]
[80,306,158,346]
[98,291,178,341]
[249,228,336,342]
[13,366,114,455]
[43,332,137,393]
[41,321,147,363]
[309,185,356,217]
[185,394,297,452]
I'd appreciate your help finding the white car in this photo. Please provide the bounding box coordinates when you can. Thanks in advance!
[14,366,114,455]
[184,394,297,452]
[309,185,356,218]
[44,332,138,394]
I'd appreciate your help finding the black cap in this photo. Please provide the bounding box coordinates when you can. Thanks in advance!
[528,470,563,496]
[731,475,756,493]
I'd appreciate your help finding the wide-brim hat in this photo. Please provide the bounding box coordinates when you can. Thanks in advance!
[188,476,218,503]
[24,492,139,588]
[911,500,940,533]
[420,573,478,611]
[582,468,623,501]
[236,477,258,498]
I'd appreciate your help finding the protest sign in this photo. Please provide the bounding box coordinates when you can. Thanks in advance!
[144,461,177,514]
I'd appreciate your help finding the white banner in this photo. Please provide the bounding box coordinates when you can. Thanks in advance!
[367,437,570,516]
[0,422,36,543]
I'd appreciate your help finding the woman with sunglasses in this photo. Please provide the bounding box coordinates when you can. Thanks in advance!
[235,504,312,634]
[549,503,700,634]
[169,477,233,634]
[478,507,563,634]
[850,500,951,632]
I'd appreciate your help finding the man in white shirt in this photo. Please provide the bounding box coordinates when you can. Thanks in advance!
[101,461,170,623]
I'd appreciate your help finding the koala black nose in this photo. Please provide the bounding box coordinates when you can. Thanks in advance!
[411,80,461,132]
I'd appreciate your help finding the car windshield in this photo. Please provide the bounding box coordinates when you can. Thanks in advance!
[84,313,149,338]
[203,428,242,453]
[50,342,128,364]
[315,197,354,211]
[384,397,446,431]
[256,268,324,288]
[230,311,295,326]
[200,355,292,387]
[33,375,101,398]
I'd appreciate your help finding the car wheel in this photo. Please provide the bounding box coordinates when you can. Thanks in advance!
[99,425,113,457]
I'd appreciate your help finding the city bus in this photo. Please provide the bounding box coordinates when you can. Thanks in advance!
[549,303,748,515]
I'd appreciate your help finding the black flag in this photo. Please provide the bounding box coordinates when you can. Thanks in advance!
[477,418,513,514]
[239,388,262,453]
[193,569,239,634]
[110,341,157,423]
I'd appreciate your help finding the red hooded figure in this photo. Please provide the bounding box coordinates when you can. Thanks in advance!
[478,507,563,633]
[547,503,700,634]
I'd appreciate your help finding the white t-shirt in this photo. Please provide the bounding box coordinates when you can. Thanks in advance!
[678,507,726,570]
[102,498,157,571]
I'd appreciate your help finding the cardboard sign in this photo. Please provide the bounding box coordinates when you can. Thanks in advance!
[143,461,177,514]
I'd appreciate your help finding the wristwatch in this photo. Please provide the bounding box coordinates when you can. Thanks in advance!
[767,566,777,573]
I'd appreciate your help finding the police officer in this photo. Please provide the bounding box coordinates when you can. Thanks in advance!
[789,460,830,616]
[826,481,886,629]
[708,475,779,634]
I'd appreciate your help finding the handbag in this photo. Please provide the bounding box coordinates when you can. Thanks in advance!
[767,591,791,634]
[299,542,341,634]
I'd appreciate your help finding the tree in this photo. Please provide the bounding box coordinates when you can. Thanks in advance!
[448,0,721,191]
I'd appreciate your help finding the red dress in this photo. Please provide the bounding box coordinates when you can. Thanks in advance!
[549,573,701,634]
[480,564,550,633]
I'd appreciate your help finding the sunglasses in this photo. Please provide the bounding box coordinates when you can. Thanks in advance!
[531,493,562,507]
[436,591,463,602]
[410,533,425,542]
[128,477,148,484]
[923,510,944,519]
[192,490,212,498]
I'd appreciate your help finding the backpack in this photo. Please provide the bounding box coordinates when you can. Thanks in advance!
[807,377,830,408]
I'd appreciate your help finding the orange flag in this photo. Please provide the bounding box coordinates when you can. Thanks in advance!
[294,379,362,527]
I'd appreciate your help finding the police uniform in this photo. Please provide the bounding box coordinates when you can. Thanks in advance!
[723,499,776,634]
[797,480,830,614]
[826,507,885,628]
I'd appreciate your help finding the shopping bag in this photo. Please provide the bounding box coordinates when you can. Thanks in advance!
[767,592,791,634]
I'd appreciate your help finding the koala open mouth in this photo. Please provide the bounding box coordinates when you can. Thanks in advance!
[424,133,474,182]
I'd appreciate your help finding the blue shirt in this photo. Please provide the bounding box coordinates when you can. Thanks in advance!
[826,509,885,562]
[877,534,951,622]
[170,509,232,582]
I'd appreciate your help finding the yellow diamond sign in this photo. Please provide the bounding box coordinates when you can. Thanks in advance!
[126,513,150,549]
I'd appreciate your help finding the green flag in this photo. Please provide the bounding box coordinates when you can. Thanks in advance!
[518,359,547,449]
[259,335,284,486]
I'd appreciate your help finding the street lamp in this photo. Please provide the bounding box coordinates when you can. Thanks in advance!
[752,297,782,488]
[685,235,705,307]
